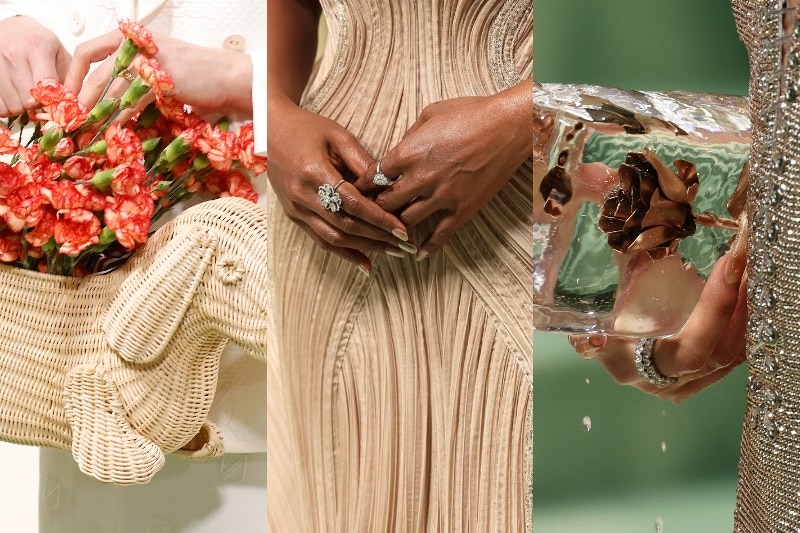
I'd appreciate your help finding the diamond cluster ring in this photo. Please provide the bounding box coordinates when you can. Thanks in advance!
[318,179,346,212]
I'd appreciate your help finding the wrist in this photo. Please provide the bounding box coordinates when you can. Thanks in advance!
[223,51,254,114]
[491,79,535,162]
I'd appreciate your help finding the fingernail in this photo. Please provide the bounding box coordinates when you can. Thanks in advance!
[726,215,748,285]
[385,248,405,258]
[398,242,417,254]
[392,229,409,242]
[357,265,370,277]
[589,334,607,348]
[416,249,429,262]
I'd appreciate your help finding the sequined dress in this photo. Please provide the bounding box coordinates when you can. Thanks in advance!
[266,1,532,531]
[729,0,800,531]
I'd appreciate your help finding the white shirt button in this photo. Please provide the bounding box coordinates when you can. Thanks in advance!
[68,12,85,35]
[223,34,246,51]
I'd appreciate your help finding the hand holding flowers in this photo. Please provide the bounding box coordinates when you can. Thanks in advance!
[0,20,266,276]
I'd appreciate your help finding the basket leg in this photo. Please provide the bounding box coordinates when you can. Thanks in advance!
[64,363,165,484]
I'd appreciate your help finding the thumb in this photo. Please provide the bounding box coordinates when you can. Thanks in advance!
[64,31,124,94]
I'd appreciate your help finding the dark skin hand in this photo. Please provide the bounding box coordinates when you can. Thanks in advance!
[355,79,534,261]
[267,0,409,273]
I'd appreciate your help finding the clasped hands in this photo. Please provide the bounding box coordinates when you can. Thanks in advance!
[267,81,533,274]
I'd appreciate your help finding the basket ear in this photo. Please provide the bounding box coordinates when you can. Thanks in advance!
[102,224,217,364]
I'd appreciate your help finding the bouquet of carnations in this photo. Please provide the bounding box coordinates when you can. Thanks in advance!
[0,20,266,276]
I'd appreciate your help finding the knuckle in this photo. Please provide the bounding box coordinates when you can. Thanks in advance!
[677,350,707,373]
[374,194,390,211]
[298,161,323,182]
[322,228,346,247]
[338,215,358,235]
[342,196,364,219]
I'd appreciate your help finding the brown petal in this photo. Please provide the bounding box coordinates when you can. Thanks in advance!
[642,149,691,204]
[640,190,692,230]
[673,158,700,203]
[540,166,573,217]
[626,225,684,254]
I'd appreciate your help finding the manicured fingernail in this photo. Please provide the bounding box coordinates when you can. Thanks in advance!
[398,242,417,254]
[392,229,409,242]
[385,248,405,258]
[416,249,429,261]
[357,265,370,277]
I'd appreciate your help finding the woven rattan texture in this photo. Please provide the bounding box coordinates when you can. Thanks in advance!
[0,197,267,484]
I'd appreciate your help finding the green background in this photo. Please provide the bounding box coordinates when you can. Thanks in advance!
[533,1,750,532]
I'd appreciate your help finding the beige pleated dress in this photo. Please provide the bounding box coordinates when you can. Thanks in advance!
[267,1,532,531]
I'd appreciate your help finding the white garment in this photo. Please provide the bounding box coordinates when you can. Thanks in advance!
[0,2,266,531]
[0,0,267,154]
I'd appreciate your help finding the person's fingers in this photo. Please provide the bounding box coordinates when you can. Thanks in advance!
[77,56,120,108]
[293,217,372,273]
[64,31,123,95]
[55,46,72,83]
[416,213,464,261]
[354,143,408,197]
[568,334,608,359]
[590,337,643,386]
[330,128,376,183]
[396,197,440,227]
[116,91,156,125]
[658,358,745,403]
[327,179,410,244]
[0,74,26,117]
[653,254,744,377]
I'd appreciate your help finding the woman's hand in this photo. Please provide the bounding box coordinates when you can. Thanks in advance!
[569,243,748,403]
[0,16,71,117]
[64,30,253,115]
[355,79,534,260]
[267,98,412,273]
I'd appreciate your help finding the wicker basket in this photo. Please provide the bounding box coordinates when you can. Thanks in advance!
[0,197,268,484]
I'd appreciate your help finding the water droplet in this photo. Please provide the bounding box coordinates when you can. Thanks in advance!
[582,416,592,432]
[661,442,667,453]
[662,410,666,417]
[655,516,664,533]
[585,378,590,385]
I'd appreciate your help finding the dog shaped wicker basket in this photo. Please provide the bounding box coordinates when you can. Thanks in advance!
[0,197,267,484]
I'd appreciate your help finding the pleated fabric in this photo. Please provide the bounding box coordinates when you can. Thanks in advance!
[267,1,532,531]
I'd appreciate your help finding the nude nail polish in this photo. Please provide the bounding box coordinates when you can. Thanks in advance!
[398,242,417,254]
[392,229,409,242]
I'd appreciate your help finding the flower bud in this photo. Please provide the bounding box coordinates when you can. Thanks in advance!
[87,98,118,123]
[192,153,210,170]
[113,39,140,75]
[156,135,190,167]
[215,116,230,131]
[120,78,151,109]
[39,127,63,152]
[141,137,161,152]
[98,227,117,245]
[136,103,161,129]
[85,140,108,155]
[90,169,115,192]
